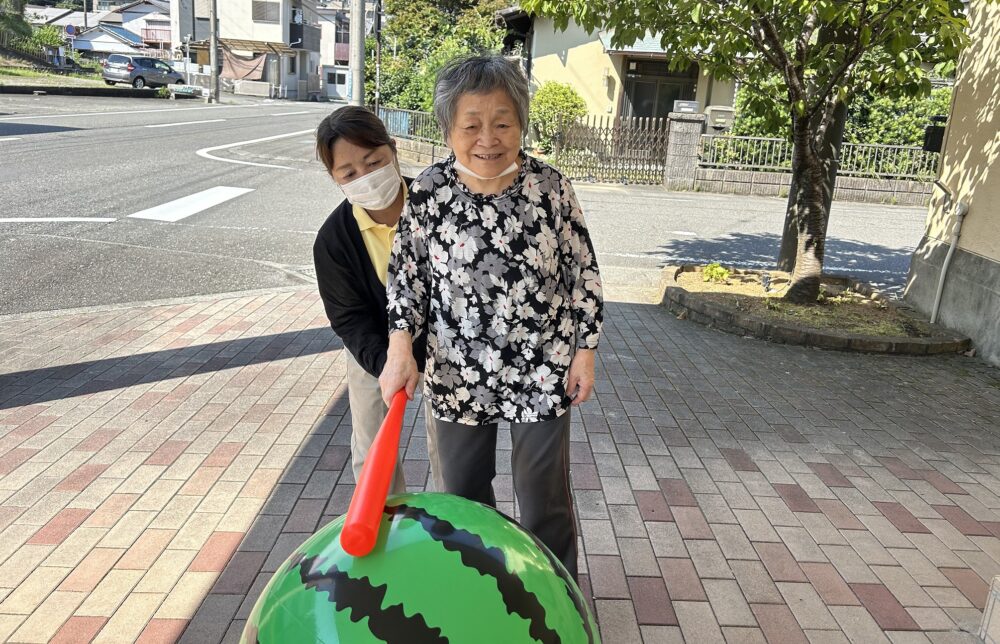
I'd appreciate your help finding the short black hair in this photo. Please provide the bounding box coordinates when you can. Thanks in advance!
[315,106,395,173]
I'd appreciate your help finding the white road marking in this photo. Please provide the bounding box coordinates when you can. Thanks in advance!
[126,186,254,222]
[0,137,22,142]
[196,128,313,169]
[0,217,117,223]
[669,230,699,236]
[145,119,226,128]
[270,111,311,116]
[0,105,260,121]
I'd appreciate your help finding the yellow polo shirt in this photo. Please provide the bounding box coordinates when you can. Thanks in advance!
[352,182,406,285]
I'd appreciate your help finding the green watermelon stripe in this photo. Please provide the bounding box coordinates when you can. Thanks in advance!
[491,507,599,644]
[396,495,596,643]
[293,552,447,644]
[387,503,562,643]
[340,512,539,643]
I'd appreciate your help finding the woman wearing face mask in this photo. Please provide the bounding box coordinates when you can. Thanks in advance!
[313,106,437,496]
[379,56,603,580]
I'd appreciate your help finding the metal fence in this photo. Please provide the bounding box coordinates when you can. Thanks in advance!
[699,134,939,180]
[378,107,444,144]
[553,115,669,184]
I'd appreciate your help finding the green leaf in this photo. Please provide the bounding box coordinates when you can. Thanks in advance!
[691,3,703,24]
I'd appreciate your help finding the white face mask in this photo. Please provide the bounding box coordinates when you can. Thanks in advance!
[454,157,519,181]
[340,162,402,211]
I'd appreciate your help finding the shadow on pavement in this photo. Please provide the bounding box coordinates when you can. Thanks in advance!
[0,328,341,411]
[650,232,915,296]
[0,123,84,136]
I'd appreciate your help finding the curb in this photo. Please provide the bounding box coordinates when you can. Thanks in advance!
[661,265,972,355]
[0,85,197,98]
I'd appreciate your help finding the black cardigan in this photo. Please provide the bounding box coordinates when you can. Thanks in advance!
[313,190,426,378]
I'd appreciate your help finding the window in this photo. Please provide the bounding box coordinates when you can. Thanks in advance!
[335,19,349,44]
[326,72,346,85]
[289,56,296,74]
[252,0,280,22]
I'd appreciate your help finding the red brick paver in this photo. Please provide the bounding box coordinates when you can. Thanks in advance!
[2,289,999,644]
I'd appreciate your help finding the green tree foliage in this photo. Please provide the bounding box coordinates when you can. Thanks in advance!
[732,84,953,147]
[521,0,978,302]
[846,87,952,146]
[366,0,505,112]
[24,24,65,48]
[529,81,587,153]
[0,0,32,39]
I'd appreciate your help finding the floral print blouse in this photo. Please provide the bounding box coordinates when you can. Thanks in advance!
[387,153,603,426]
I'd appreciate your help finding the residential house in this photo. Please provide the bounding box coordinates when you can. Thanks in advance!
[499,8,736,128]
[169,0,321,98]
[316,0,374,101]
[69,23,145,58]
[905,0,1000,365]
[98,0,172,55]
[317,1,350,101]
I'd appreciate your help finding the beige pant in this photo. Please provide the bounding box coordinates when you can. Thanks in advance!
[346,352,441,495]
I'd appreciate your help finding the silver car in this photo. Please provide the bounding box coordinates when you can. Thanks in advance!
[102,55,184,89]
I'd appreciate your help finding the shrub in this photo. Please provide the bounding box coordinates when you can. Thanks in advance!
[730,82,953,147]
[702,262,731,283]
[529,81,587,153]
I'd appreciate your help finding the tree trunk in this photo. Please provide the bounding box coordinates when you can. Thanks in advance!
[776,99,848,272]
[782,103,845,303]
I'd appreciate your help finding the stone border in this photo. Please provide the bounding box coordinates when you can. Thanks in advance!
[662,265,971,355]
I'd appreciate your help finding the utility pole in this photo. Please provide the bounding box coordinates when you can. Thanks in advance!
[83,0,88,31]
[183,35,191,84]
[349,0,364,106]
[209,0,219,103]
[374,0,381,112]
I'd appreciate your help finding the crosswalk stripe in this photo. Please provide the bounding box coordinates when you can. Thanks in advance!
[126,186,254,222]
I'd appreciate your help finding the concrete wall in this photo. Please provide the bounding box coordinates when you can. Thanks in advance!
[905,0,1000,365]
[530,17,622,118]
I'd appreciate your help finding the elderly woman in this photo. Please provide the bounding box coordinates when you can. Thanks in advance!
[379,55,603,579]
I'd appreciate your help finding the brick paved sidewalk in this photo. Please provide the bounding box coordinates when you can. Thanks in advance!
[1,288,999,643]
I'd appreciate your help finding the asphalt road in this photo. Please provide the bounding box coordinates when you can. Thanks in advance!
[0,94,929,315]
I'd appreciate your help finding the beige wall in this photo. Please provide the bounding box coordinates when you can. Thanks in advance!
[530,17,622,118]
[530,18,736,118]
[922,1,1000,261]
[219,1,286,43]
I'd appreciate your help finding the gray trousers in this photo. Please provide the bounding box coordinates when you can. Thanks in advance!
[346,353,442,495]
[432,411,578,579]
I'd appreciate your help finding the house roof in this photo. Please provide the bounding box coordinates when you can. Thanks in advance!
[78,23,146,46]
[599,31,668,55]
[46,10,110,27]
[24,5,71,25]
[107,0,171,15]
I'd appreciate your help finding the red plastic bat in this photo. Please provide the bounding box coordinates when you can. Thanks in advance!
[340,390,408,557]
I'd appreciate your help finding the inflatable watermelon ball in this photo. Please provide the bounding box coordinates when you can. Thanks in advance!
[242,492,599,644]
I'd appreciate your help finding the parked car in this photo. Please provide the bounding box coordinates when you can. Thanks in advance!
[102,55,184,89]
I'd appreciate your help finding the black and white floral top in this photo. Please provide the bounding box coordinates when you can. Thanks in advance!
[387,153,603,425]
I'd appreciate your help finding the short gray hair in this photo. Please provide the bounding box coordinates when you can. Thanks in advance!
[433,55,529,140]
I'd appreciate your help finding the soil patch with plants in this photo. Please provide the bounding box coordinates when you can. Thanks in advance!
[676,264,935,338]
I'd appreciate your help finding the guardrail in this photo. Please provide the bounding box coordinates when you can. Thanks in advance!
[378,106,444,144]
